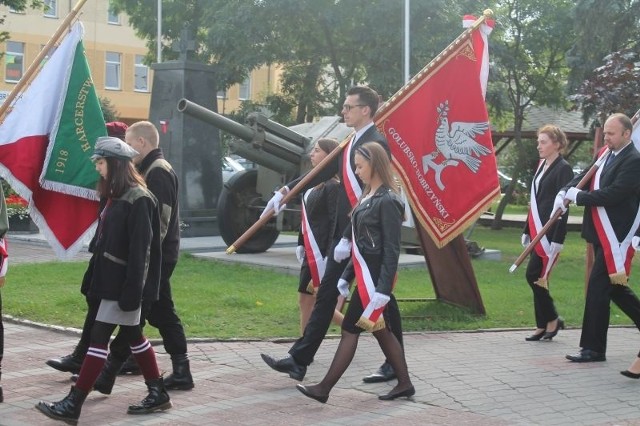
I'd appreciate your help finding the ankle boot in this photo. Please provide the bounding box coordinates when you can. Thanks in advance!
[36,386,88,425]
[93,355,125,395]
[45,343,88,374]
[119,354,141,375]
[164,354,194,390]
[127,377,172,414]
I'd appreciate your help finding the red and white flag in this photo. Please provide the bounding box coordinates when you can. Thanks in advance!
[0,22,102,258]
[375,15,499,247]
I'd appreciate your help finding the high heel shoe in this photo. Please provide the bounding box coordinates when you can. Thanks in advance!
[378,385,415,401]
[621,370,640,379]
[525,330,546,341]
[542,317,565,341]
[296,384,329,403]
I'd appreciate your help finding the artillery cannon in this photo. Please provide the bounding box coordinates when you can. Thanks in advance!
[177,98,351,253]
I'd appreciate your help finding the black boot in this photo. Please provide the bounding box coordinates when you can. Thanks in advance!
[36,386,88,425]
[119,354,141,375]
[127,377,172,414]
[164,354,194,390]
[45,343,88,374]
[93,355,126,395]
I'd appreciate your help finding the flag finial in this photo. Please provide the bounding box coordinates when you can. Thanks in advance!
[483,9,493,19]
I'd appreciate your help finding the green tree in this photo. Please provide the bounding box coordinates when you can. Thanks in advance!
[0,1,43,51]
[488,0,575,229]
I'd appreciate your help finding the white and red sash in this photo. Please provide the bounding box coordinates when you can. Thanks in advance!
[301,188,326,292]
[342,136,362,208]
[590,150,640,285]
[527,160,559,289]
[351,227,395,332]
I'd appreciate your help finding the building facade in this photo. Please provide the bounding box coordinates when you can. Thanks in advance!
[1,0,281,123]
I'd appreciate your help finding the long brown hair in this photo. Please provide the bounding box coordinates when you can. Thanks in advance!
[97,157,146,199]
[355,142,398,199]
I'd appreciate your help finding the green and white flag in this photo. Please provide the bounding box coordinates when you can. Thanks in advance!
[39,22,106,199]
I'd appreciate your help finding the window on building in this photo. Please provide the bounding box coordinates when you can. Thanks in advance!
[5,41,24,83]
[44,0,57,17]
[238,77,251,100]
[217,89,227,99]
[107,3,120,24]
[134,55,149,92]
[105,51,121,90]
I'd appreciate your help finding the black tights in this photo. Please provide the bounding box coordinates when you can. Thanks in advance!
[90,321,143,347]
[311,327,412,396]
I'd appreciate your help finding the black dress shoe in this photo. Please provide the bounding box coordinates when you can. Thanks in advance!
[378,385,415,401]
[525,330,546,341]
[621,370,640,379]
[542,317,565,341]
[260,353,307,381]
[565,349,606,362]
[296,384,328,403]
[363,362,396,383]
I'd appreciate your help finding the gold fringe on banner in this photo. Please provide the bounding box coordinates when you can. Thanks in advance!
[534,278,548,290]
[356,316,386,333]
[306,282,316,295]
[609,273,629,286]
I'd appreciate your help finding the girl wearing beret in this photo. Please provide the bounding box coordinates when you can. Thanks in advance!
[36,137,170,424]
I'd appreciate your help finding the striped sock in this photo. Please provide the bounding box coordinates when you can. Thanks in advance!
[75,345,108,392]
[130,338,160,381]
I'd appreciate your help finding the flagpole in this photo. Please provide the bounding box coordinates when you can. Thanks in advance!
[0,0,89,121]
[509,106,640,273]
[377,9,493,118]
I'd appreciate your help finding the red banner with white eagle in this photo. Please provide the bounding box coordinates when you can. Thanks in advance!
[375,14,499,248]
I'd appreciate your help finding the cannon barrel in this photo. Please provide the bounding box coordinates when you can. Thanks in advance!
[177,99,308,169]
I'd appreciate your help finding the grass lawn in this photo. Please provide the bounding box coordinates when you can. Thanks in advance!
[3,225,637,339]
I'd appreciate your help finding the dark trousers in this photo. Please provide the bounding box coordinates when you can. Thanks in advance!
[289,239,404,366]
[110,262,187,361]
[580,244,640,353]
[525,251,558,328]
[79,295,100,348]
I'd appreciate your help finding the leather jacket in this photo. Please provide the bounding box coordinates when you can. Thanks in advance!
[341,185,404,295]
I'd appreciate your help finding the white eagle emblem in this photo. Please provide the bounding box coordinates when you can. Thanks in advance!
[422,100,491,190]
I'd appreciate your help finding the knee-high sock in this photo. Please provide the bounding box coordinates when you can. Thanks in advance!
[130,338,160,381]
[75,345,108,392]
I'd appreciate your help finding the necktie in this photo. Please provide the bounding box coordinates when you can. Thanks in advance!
[604,152,616,171]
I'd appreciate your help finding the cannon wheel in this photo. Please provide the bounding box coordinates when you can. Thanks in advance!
[217,168,280,253]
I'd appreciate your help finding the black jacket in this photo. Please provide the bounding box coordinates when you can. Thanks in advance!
[340,186,404,296]
[297,179,340,256]
[523,156,574,244]
[82,185,162,311]
[564,143,640,244]
[139,148,180,264]
[287,123,390,240]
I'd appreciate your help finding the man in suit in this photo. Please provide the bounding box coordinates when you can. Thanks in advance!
[558,113,640,363]
[260,85,404,383]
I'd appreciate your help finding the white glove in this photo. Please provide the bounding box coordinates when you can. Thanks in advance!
[565,187,580,203]
[370,292,391,310]
[337,278,350,298]
[295,245,305,264]
[549,242,563,256]
[633,236,640,251]
[521,234,530,248]
[333,238,352,262]
[260,187,288,218]
[553,190,567,214]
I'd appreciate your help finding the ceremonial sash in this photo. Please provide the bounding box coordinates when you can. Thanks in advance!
[301,188,326,293]
[342,137,362,208]
[0,237,7,287]
[351,227,387,332]
[590,151,640,285]
[527,161,559,289]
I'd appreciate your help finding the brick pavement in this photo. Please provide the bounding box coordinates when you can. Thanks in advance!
[3,235,640,425]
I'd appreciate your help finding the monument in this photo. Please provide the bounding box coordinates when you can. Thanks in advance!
[148,25,222,236]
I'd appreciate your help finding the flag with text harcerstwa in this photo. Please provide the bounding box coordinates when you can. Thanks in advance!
[375,15,499,248]
[0,22,103,258]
